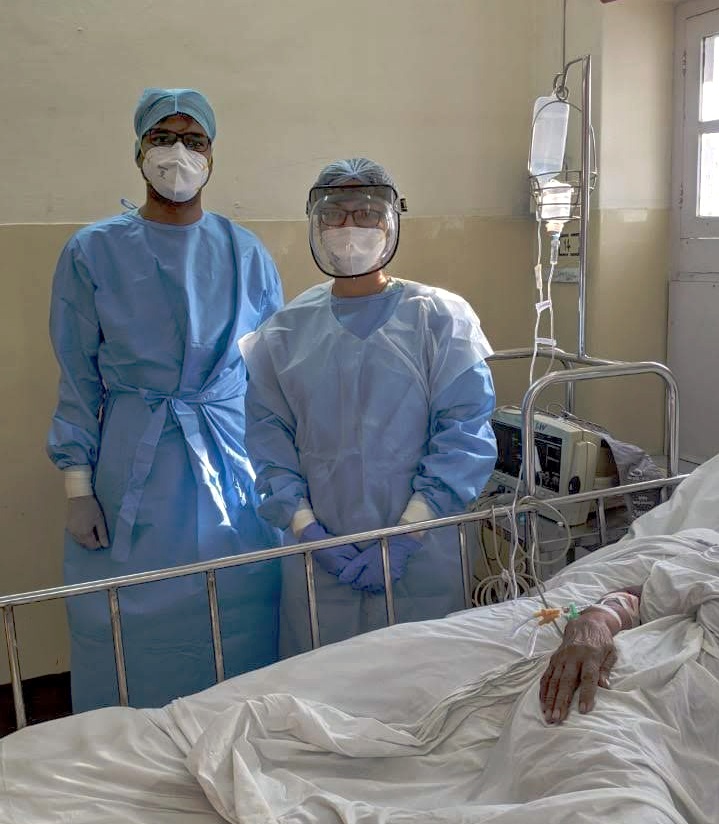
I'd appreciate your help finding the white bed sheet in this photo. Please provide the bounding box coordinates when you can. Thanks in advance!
[167,529,719,824]
[0,705,224,823]
[1,454,718,824]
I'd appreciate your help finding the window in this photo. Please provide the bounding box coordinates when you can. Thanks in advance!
[676,1,719,272]
[698,33,719,215]
[669,1,719,464]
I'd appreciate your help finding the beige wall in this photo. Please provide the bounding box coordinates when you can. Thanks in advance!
[0,226,72,682]
[537,1,674,449]
[0,0,676,682]
[2,0,548,223]
[0,215,535,682]
[598,0,674,210]
[577,0,675,448]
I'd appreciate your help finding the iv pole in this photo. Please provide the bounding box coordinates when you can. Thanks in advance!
[548,54,594,389]
[557,0,592,361]
[550,55,594,361]
[489,51,680,481]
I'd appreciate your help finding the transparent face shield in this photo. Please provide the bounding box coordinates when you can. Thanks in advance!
[307,184,405,278]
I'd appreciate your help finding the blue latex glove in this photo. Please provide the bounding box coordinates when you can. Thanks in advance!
[300,522,359,577]
[338,535,422,592]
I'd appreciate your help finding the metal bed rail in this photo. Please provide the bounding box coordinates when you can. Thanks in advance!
[517,362,679,571]
[487,346,622,415]
[1,473,686,731]
[521,362,680,487]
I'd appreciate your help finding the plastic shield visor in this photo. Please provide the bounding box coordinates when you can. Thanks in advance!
[307,185,401,278]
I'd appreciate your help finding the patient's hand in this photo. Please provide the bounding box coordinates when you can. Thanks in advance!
[539,613,617,724]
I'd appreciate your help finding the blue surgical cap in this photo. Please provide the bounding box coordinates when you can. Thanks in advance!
[313,157,397,190]
[134,88,217,141]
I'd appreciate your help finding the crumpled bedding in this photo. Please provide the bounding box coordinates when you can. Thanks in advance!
[2,454,719,824]
[179,531,719,824]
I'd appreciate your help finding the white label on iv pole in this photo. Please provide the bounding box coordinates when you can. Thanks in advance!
[536,337,557,346]
[535,300,552,312]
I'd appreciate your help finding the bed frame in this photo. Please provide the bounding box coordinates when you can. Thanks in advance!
[4,50,689,732]
[1,351,686,730]
[0,468,686,732]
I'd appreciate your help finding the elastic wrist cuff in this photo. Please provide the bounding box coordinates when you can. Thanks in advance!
[64,466,93,499]
[399,493,434,525]
[290,498,316,539]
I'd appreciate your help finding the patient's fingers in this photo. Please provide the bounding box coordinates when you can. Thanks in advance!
[539,658,555,704]
[597,647,618,689]
[577,661,601,714]
[539,651,563,708]
[540,615,619,724]
[542,658,579,723]
[552,660,581,722]
[540,655,566,719]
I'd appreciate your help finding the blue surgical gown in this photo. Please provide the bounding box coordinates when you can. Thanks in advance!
[47,210,284,711]
[241,279,497,657]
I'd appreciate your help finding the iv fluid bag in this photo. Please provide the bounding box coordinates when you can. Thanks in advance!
[539,179,573,231]
[530,96,570,179]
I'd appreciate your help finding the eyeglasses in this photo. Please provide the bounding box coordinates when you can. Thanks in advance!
[307,184,407,216]
[318,206,385,228]
[144,129,211,153]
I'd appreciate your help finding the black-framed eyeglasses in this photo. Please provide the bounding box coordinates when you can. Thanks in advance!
[144,129,211,153]
[318,206,386,228]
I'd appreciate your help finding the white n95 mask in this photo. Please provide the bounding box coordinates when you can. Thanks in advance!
[321,227,387,276]
[142,142,210,203]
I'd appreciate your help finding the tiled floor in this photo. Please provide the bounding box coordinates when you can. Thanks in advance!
[678,459,701,474]
[651,456,701,475]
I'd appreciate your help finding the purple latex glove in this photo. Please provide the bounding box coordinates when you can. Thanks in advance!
[300,522,359,577]
[337,535,422,592]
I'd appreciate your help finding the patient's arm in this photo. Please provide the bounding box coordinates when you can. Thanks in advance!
[539,586,642,725]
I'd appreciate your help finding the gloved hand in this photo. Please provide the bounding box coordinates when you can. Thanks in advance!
[338,535,422,592]
[66,495,110,550]
[300,522,359,577]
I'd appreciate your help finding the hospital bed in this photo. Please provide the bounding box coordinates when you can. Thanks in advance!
[2,453,719,824]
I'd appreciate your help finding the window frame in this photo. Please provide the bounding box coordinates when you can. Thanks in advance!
[673,0,719,275]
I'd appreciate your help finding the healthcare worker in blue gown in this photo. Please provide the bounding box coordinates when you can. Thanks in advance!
[240,158,498,658]
[47,88,284,712]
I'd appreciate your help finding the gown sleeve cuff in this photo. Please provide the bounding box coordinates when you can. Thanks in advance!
[290,498,316,539]
[398,493,435,539]
[64,465,94,498]
[399,492,434,525]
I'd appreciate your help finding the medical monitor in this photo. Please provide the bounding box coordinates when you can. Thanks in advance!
[489,405,603,526]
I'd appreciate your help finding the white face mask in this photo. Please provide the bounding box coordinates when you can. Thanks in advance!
[321,227,387,276]
[141,142,210,203]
